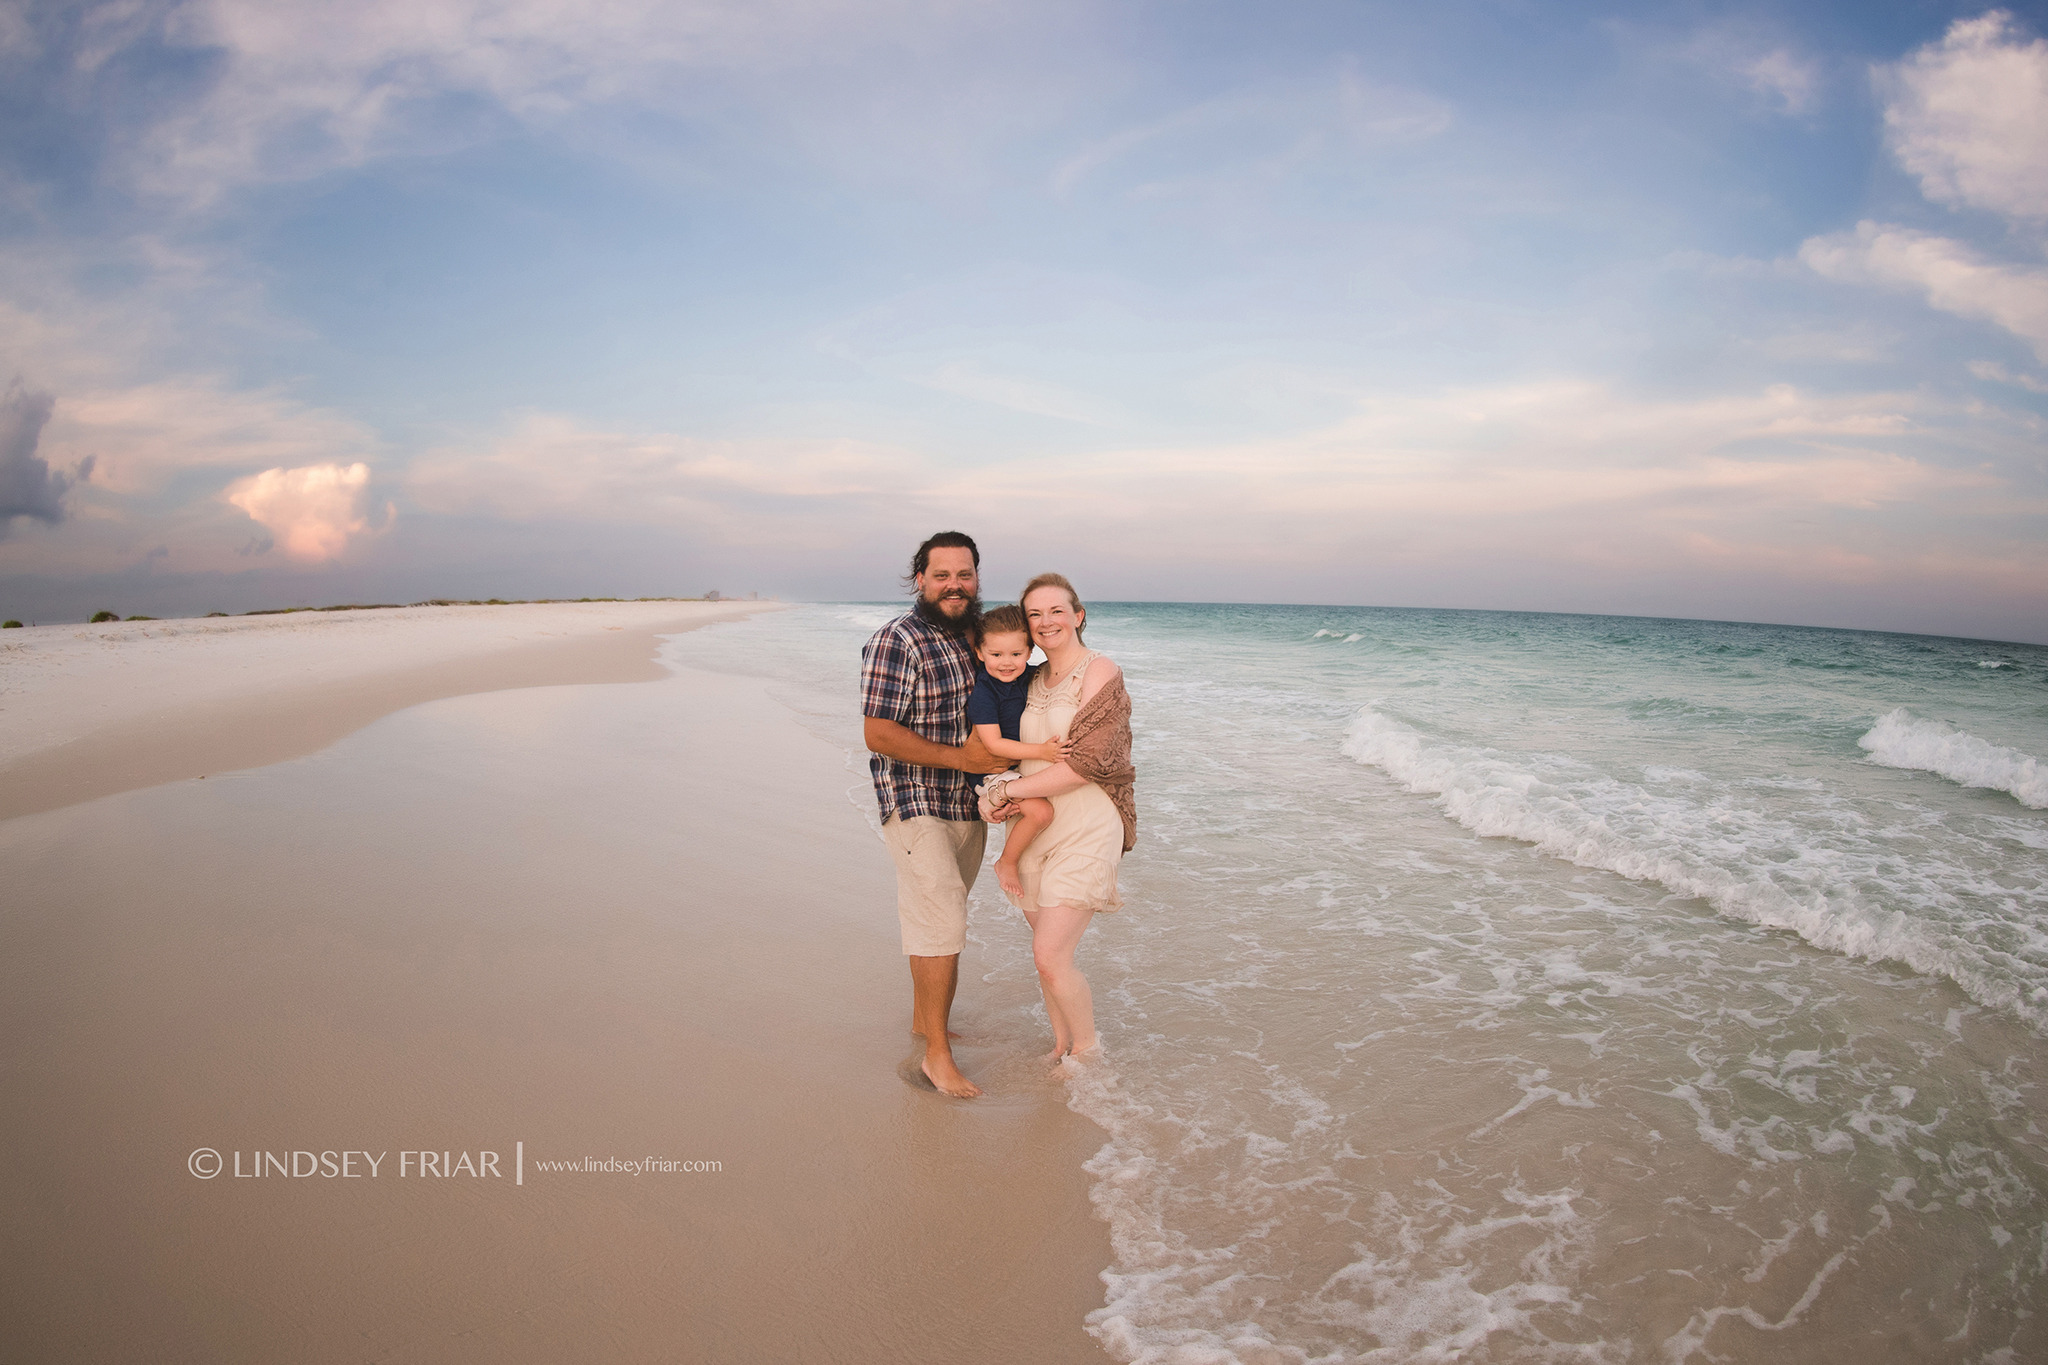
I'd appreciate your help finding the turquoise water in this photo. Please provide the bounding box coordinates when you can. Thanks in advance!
[667,603,2048,1364]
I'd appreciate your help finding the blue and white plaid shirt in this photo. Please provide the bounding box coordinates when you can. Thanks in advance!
[861,612,980,823]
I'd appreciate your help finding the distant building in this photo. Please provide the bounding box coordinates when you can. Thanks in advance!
[747,591,758,600]
[705,590,721,601]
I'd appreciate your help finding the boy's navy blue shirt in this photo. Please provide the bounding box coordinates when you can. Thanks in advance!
[966,663,1035,742]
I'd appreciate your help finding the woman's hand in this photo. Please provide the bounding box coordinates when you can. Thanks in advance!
[978,788,1017,824]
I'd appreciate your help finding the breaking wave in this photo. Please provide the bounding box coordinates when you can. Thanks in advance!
[1857,708,2047,809]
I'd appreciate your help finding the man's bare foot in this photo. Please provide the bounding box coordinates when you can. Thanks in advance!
[912,1028,964,1040]
[921,1054,982,1098]
[996,860,1024,899]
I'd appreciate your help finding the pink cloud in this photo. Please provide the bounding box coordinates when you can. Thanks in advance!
[225,462,381,560]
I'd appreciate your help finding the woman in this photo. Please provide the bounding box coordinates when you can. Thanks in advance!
[978,573,1136,1065]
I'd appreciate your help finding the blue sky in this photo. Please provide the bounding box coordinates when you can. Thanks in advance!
[2,0,2045,641]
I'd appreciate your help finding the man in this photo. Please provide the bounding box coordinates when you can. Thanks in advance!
[860,531,1009,1098]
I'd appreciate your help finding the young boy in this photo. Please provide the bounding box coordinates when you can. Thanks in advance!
[967,605,1067,899]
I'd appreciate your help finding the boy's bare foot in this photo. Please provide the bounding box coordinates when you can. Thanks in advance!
[996,860,1024,899]
[921,1054,983,1098]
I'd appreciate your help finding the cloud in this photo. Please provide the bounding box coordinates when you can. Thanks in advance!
[1741,50,1819,115]
[1969,358,2048,392]
[915,361,1115,424]
[1660,23,1820,117]
[406,414,910,527]
[0,382,80,528]
[224,461,379,560]
[1881,10,2048,220]
[936,381,1986,537]
[1799,221,2048,359]
[35,376,382,496]
[402,381,2010,576]
[91,0,990,206]
[1050,71,1451,199]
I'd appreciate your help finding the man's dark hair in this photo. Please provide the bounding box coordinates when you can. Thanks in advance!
[904,531,982,635]
[905,531,980,588]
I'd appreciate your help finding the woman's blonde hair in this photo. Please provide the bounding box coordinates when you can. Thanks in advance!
[1019,572,1085,641]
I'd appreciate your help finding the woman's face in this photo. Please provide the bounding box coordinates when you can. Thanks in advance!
[1023,586,1084,653]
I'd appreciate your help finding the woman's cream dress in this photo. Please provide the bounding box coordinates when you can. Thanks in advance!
[1006,651,1124,914]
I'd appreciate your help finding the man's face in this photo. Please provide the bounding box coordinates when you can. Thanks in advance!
[916,547,979,620]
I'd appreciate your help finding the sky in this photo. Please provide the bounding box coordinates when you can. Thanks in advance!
[2,0,2046,642]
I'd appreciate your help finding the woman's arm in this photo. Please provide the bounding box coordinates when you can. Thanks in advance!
[992,759,1089,802]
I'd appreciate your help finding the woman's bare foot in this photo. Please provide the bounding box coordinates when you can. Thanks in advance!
[995,860,1024,899]
[1041,1043,1070,1066]
[1057,1041,1102,1071]
[921,1054,983,1098]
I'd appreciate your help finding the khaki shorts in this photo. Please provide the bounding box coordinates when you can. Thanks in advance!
[882,815,987,957]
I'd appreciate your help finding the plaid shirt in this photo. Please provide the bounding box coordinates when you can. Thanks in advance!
[861,612,980,823]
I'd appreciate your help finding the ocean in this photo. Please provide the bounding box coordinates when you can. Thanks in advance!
[664,602,2048,1364]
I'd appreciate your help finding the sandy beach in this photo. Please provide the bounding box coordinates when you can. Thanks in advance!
[0,604,1113,1362]
[0,601,775,821]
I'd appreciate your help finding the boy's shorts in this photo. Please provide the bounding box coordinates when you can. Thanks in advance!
[882,815,988,956]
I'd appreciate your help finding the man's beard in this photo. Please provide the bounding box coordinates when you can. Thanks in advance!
[913,590,982,636]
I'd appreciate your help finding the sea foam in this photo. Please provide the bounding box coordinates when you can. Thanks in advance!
[1342,706,2048,1029]
[1857,708,2048,809]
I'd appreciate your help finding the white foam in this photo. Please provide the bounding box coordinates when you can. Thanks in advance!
[1857,708,2048,809]
[1064,1054,1618,1365]
[1341,706,2048,1029]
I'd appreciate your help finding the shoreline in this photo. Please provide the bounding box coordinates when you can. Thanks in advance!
[0,599,775,821]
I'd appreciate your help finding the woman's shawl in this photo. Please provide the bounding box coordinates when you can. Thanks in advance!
[1066,672,1137,853]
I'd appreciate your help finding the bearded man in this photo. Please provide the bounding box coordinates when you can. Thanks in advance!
[859,531,1009,1097]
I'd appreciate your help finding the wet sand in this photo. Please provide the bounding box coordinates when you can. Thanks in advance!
[0,614,1111,1362]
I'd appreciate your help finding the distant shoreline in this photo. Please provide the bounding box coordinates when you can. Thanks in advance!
[4,594,770,630]
[0,598,777,820]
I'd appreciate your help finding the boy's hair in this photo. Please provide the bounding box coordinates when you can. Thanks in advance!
[976,604,1028,644]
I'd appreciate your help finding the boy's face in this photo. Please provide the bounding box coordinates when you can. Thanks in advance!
[976,630,1032,682]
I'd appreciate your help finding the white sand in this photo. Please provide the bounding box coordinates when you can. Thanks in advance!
[0,600,774,819]
[0,611,1113,1362]
[0,600,764,764]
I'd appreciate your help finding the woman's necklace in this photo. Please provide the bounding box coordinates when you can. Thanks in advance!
[1041,641,1089,680]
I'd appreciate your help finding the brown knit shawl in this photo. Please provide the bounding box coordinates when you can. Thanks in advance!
[1065,672,1137,853]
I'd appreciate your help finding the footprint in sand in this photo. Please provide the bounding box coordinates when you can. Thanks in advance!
[896,1053,940,1092]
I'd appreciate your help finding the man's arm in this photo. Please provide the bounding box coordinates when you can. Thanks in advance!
[865,717,1008,774]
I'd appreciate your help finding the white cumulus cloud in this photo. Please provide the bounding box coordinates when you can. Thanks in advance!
[1881,10,2048,220]
[225,461,379,560]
